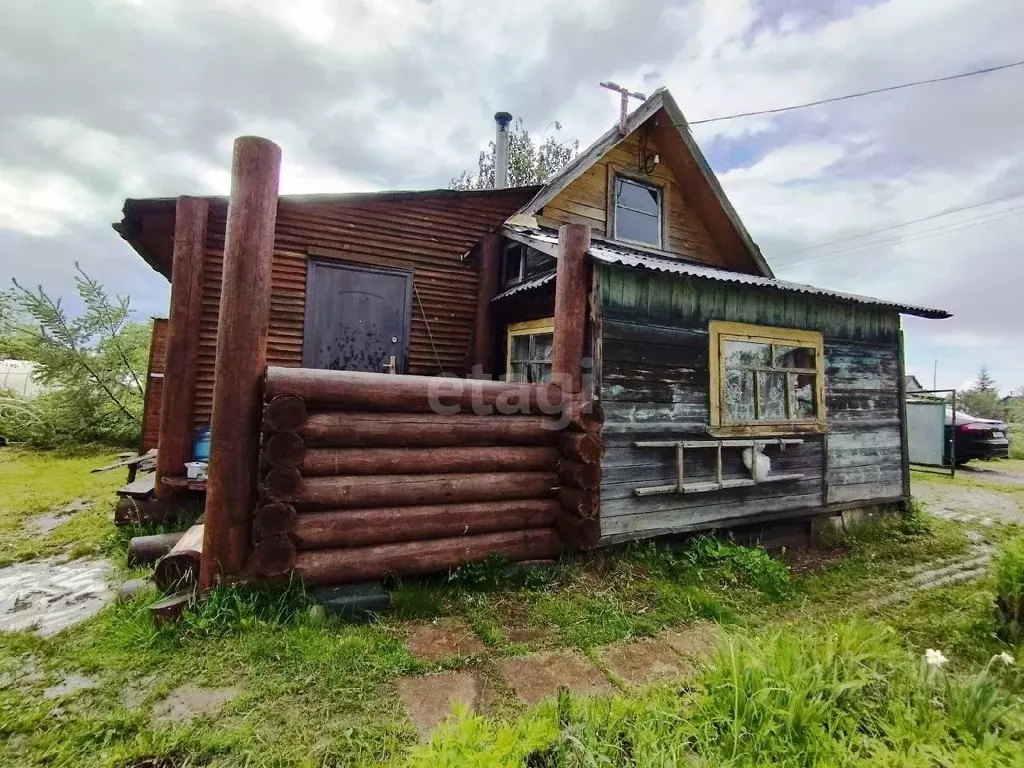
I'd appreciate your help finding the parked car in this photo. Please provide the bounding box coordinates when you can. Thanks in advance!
[944,409,1010,465]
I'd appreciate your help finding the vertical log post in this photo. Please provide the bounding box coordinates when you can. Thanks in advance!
[155,197,209,499]
[200,136,282,591]
[470,233,502,376]
[896,326,911,504]
[551,224,591,394]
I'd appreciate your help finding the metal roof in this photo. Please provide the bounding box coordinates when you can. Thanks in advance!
[503,226,951,319]
[492,269,556,302]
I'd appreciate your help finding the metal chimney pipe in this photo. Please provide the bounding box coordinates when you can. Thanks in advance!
[494,111,513,189]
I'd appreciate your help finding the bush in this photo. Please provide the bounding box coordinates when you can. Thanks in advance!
[993,535,1024,642]
[1009,426,1024,461]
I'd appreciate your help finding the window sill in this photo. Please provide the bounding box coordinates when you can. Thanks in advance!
[709,423,827,438]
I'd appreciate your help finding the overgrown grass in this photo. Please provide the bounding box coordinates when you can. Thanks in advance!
[1009,426,1024,461]
[2,449,1024,765]
[0,446,122,565]
[411,620,1024,766]
[994,535,1024,643]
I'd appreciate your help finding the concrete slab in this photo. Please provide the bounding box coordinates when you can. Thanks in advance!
[43,673,97,699]
[599,639,696,687]
[396,671,489,740]
[0,558,113,636]
[405,618,485,662]
[496,651,614,705]
[153,683,242,725]
[25,499,92,535]
[660,622,726,664]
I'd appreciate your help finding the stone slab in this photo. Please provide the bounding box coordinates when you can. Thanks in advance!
[396,671,488,740]
[599,639,695,687]
[43,673,97,699]
[0,558,112,636]
[405,618,485,662]
[153,683,242,724]
[660,622,725,664]
[496,650,613,705]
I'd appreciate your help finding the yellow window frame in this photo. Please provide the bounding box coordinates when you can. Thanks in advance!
[505,317,555,383]
[708,320,826,436]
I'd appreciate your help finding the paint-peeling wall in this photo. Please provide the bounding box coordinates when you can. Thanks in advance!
[596,264,904,543]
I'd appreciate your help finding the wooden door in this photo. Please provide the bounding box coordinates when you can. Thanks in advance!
[302,260,413,372]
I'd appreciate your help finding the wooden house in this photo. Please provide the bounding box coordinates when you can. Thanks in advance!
[115,88,949,589]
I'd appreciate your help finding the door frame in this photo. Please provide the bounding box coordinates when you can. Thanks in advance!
[302,256,414,373]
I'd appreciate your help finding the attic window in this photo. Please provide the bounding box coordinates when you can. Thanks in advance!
[501,242,555,287]
[613,176,662,247]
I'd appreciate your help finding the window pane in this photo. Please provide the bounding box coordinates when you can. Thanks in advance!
[758,371,787,420]
[501,245,523,285]
[724,340,771,369]
[724,369,755,421]
[511,334,530,362]
[616,207,660,246]
[529,363,552,384]
[790,372,816,419]
[532,333,553,362]
[524,249,555,278]
[615,178,660,215]
[774,345,816,369]
[510,362,529,383]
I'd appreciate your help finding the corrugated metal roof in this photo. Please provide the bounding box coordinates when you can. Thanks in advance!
[503,226,951,319]
[491,269,556,302]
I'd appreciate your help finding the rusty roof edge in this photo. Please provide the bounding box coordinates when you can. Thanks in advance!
[588,247,951,319]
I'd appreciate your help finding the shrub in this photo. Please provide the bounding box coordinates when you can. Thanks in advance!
[993,535,1024,642]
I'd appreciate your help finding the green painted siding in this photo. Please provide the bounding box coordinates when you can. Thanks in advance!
[599,265,900,343]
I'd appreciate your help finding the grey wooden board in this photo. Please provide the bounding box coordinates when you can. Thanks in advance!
[828,480,903,504]
[117,472,156,497]
[600,492,823,539]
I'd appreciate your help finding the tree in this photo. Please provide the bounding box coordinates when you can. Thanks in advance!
[958,364,1005,421]
[449,118,578,190]
[0,265,151,446]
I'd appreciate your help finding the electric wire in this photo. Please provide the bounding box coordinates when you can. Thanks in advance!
[682,59,1024,125]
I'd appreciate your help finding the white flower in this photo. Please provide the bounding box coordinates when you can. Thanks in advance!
[996,652,1014,666]
[924,649,948,668]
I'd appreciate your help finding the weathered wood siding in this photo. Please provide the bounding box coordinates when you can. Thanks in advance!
[188,189,535,427]
[141,318,168,452]
[597,264,904,542]
[538,131,726,266]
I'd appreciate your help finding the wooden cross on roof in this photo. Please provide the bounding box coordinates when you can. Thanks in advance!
[599,81,648,134]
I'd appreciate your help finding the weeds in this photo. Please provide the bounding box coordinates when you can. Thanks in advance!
[993,535,1024,642]
[175,576,313,636]
[412,621,1024,766]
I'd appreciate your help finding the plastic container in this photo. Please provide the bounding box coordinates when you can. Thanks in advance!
[193,425,211,461]
[185,461,208,481]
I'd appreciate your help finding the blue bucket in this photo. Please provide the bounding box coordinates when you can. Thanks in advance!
[193,426,212,462]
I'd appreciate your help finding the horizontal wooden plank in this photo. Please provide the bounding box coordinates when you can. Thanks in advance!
[827,480,903,505]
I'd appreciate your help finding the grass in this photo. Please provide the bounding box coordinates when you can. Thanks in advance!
[0,447,123,566]
[1,449,1023,765]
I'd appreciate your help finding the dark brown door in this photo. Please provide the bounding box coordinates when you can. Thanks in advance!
[302,259,413,372]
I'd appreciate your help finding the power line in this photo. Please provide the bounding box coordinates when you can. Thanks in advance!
[777,192,1024,260]
[684,59,1024,125]
[784,207,1024,267]
[779,207,1024,269]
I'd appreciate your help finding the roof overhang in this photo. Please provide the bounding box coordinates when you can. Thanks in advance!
[507,226,951,320]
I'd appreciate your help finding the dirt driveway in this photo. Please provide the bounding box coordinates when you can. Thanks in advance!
[913,462,1024,526]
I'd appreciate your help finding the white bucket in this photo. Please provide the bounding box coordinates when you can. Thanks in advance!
[184,461,208,481]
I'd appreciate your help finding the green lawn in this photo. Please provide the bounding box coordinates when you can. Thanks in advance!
[1,449,1023,766]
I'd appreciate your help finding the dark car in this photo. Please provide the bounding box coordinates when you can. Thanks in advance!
[944,409,1010,465]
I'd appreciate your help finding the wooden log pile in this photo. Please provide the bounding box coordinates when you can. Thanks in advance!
[250,367,567,585]
[555,399,604,550]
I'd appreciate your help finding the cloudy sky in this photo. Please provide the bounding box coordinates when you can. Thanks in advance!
[2,0,1022,393]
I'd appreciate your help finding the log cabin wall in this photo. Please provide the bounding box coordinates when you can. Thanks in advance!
[189,189,537,428]
[252,367,570,584]
[537,130,727,267]
[596,264,904,544]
